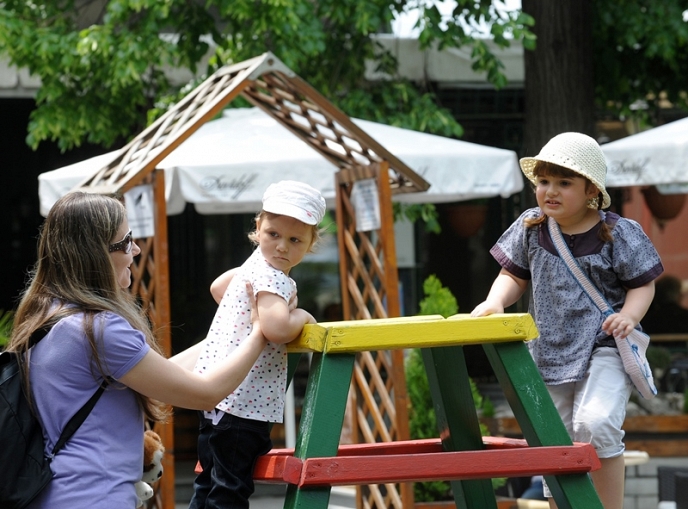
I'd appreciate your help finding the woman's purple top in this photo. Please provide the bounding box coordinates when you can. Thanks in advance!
[27,311,149,509]
[490,208,663,384]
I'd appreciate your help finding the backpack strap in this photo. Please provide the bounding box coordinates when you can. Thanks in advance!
[51,382,106,456]
[28,326,52,348]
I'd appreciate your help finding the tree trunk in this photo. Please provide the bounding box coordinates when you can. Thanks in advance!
[521,0,596,158]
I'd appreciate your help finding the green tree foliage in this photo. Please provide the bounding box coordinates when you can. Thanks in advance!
[3,2,685,151]
[0,0,533,151]
[0,0,217,149]
[593,1,688,120]
[393,202,441,233]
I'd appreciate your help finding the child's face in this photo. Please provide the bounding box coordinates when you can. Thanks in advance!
[535,173,599,220]
[256,214,314,274]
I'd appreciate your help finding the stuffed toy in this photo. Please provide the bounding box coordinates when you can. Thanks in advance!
[135,429,165,508]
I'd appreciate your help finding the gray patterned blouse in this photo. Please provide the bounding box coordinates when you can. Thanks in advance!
[490,208,664,384]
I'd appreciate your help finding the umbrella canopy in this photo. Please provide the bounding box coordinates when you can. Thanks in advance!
[39,107,523,216]
[602,117,688,188]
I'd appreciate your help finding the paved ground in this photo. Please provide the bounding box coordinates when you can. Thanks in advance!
[175,484,356,509]
[173,460,355,508]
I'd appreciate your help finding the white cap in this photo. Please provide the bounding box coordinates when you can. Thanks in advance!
[520,132,611,209]
[262,180,326,225]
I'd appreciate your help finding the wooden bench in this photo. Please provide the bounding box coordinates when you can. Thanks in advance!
[649,334,688,343]
[210,314,605,508]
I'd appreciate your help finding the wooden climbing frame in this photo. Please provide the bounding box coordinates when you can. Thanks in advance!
[253,314,604,509]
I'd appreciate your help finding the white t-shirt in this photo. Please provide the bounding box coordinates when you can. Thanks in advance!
[194,249,296,422]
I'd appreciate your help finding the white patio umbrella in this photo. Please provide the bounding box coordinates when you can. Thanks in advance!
[39,107,523,216]
[602,117,688,189]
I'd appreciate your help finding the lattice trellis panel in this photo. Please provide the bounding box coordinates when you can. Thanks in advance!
[130,237,156,319]
[241,73,428,197]
[74,52,428,198]
[336,164,413,509]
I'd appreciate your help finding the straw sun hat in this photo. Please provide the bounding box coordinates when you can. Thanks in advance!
[519,132,611,209]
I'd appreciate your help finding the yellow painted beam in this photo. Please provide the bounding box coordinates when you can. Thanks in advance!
[288,323,328,353]
[287,314,538,353]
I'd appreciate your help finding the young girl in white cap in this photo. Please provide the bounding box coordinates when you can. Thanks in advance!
[190,180,326,509]
[471,133,663,509]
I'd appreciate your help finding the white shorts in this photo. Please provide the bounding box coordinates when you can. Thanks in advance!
[542,347,632,498]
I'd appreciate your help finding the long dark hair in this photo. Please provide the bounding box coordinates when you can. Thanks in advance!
[9,192,168,422]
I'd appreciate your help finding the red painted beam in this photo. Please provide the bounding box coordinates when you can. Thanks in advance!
[296,444,600,487]
[325,438,444,456]
[253,438,600,486]
[254,439,445,482]
[254,454,303,484]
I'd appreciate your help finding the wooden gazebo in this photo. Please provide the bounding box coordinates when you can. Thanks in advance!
[74,52,429,509]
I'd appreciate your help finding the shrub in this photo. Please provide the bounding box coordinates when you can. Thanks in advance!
[0,309,13,350]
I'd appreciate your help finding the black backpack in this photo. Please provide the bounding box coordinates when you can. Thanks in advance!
[0,327,105,509]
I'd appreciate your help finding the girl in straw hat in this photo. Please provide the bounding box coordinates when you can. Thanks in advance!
[471,132,663,509]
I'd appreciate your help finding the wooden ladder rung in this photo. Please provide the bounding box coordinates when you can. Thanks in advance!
[254,438,601,487]
[253,454,303,485]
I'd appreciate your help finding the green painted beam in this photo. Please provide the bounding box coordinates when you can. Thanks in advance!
[484,342,604,509]
[283,351,355,509]
[423,346,498,509]
[287,352,303,388]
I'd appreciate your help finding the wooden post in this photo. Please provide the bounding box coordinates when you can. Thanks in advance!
[484,342,605,509]
[150,170,175,509]
[423,346,497,508]
[283,352,357,508]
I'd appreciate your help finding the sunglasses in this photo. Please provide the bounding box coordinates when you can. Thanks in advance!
[109,230,134,254]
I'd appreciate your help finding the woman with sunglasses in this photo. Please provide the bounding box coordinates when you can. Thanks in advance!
[8,191,267,509]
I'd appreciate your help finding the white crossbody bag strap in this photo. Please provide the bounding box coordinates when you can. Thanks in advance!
[546,216,613,317]
[547,217,657,399]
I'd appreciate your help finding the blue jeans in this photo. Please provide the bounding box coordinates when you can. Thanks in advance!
[189,412,272,509]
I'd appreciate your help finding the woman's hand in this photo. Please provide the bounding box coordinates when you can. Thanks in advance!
[287,294,298,312]
[245,281,261,330]
[129,280,268,410]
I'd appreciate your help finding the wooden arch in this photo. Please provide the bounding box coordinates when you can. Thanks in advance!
[74,52,429,509]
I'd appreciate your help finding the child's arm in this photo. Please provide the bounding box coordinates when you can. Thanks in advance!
[602,280,655,339]
[470,268,529,317]
[257,292,316,344]
[210,268,239,304]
